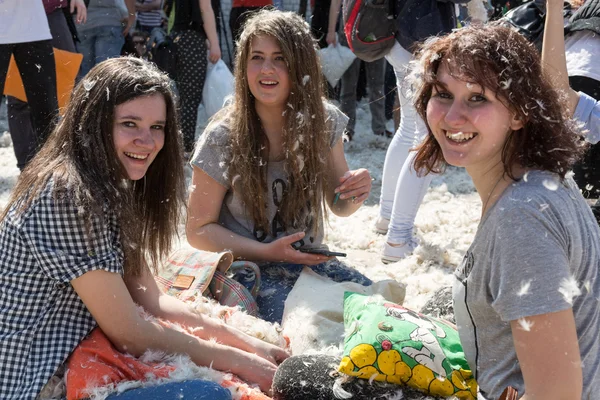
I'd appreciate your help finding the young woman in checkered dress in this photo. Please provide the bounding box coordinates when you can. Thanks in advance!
[0,57,287,399]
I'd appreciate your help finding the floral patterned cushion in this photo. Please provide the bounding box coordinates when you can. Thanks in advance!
[339,292,478,399]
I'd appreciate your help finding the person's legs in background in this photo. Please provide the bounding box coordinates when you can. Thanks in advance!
[309,0,329,50]
[393,90,400,132]
[0,50,13,166]
[94,25,126,65]
[7,9,75,170]
[0,44,13,89]
[309,0,338,100]
[11,40,58,150]
[6,97,36,169]
[365,57,391,137]
[174,30,208,153]
[378,42,432,263]
[384,60,397,122]
[105,380,232,400]
[339,56,360,140]
[229,6,261,60]
[78,25,125,78]
[77,29,97,77]
[229,6,245,55]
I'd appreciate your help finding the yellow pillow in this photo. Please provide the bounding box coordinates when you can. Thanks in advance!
[339,292,477,399]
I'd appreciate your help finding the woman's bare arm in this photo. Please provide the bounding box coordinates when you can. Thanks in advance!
[71,268,279,391]
[325,139,371,217]
[199,0,221,63]
[511,308,582,399]
[542,0,580,115]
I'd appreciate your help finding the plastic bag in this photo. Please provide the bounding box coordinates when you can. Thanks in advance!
[318,42,356,87]
[202,58,234,118]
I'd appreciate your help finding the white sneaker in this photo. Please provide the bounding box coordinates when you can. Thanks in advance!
[381,240,417,264]
[374,216,390,234]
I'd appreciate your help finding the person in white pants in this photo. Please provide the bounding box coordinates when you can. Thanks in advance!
[377,42,434,263]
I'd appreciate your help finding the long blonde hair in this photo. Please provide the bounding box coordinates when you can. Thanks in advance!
[225,9,331,236]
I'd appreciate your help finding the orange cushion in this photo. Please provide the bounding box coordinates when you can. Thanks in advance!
[66,327,272,400]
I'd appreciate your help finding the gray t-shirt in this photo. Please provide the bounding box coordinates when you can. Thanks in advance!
[191,101,348,247]
[453,170,600,399]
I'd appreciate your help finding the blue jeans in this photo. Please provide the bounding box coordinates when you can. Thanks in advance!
[105,380,231,400]
[234,260,373,324]
[77,25,125,77]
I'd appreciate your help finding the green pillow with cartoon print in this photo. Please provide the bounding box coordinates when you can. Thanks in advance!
[339,292,477,399]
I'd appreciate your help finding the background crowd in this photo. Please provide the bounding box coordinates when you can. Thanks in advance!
[1,0,543,162]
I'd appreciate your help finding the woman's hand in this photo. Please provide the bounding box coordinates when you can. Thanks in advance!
[122,15,136,36]
[70,0,87,24]
[335,168,371,204]
[326,31,337,46]
[208,40,221,64]
[264,232,332,265]
[233,351,279,393]
[250,338,290,365]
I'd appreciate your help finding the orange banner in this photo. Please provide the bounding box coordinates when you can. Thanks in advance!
[3,48,83,111]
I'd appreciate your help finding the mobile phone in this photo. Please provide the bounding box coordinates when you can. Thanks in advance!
[298,248,347,257]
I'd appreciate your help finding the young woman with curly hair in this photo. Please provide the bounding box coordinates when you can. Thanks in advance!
[186,9,373,324]
[411,23,600,399]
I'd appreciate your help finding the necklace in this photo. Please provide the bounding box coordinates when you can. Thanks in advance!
[481,174,505,217]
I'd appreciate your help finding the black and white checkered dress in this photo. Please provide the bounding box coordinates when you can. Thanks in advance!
[0,179,124,399]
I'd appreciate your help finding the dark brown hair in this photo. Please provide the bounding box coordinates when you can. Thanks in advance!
[412,23,586,179]
[222,9,330,236]
[1,57,185,276]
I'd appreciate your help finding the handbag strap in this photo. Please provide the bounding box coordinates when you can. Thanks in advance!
[228,261,262,298]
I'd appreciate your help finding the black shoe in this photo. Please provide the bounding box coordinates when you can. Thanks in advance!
[374,130,394,138]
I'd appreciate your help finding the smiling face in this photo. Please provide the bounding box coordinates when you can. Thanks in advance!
[112,94,166,180]
[246,34,291,112]
[425,62,523,173]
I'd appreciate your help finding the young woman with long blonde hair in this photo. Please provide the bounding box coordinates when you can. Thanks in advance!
[187,9,373,323]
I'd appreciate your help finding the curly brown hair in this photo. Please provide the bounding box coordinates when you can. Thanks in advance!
[411,23,586,179]
[222,9,330,236]
[1,57,185,276]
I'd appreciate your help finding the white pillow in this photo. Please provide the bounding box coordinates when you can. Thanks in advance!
[281,267,406,355]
